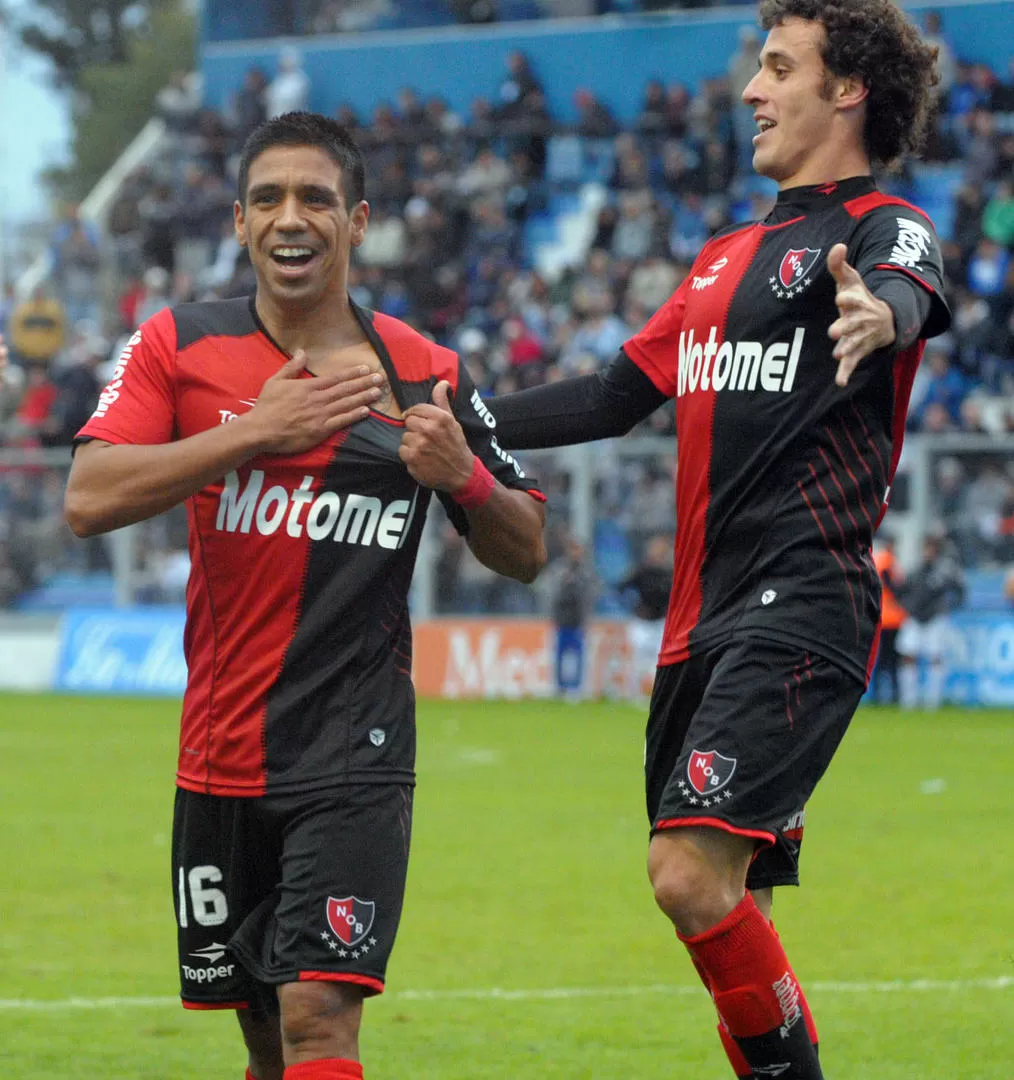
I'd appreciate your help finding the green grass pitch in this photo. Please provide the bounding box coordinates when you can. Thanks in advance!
[1,692,1011,1078]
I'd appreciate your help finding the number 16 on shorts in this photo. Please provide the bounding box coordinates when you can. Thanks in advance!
[177,864,229,927]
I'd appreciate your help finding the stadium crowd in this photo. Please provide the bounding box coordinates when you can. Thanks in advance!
[207,0,759,41]
[0,11,1012,612]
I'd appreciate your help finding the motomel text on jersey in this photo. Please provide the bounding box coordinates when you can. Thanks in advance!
[216,470,418,548]
[677,327,804,398]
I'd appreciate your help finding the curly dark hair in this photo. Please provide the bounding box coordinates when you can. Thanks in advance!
[758,0,939,167]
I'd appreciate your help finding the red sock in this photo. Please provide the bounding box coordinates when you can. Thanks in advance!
[283,1060,363,1080]
[717,1023,753,1078]
[771,920,819,1049]
[678,892,811,1041]
[687,943,755,1077]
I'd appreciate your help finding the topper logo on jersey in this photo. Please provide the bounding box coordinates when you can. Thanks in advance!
[91,328,142,419]
[889,217,932,270]
[216,470,417,548]
[677,326,805,398]
[771,247,822,298]
[691,256,729,291]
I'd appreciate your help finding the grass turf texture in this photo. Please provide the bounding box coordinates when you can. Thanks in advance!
[0,693,1011,1079]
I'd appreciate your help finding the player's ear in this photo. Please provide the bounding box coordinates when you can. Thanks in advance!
[837,74,869,112]
[350,200,370,248]
[234,200,248,247]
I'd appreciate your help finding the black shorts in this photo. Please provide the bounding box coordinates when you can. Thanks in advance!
[645,638,863,890]
[172,783,413,1011]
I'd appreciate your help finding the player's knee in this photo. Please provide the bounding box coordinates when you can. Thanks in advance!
[647,832,746,936]
[277,981,365,1057]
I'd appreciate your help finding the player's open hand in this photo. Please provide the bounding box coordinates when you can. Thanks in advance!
[826,243,896,388]
[399,380,474,492]
[249,349,384,453]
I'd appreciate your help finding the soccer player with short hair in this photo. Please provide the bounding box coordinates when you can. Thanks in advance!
[64,112,547,1080]
[489,2,950,1076]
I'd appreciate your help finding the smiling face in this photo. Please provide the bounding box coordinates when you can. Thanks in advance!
[742,17,868,188]
[234,144,368,311]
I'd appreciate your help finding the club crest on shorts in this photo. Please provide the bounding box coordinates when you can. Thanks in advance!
[687,749,737,796]
[773,247,822,297]
[326,896,376,947]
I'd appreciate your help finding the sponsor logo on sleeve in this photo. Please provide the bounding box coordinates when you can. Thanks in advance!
[470,390,525,479]
[91,329,142,419]
[888,216,932,270]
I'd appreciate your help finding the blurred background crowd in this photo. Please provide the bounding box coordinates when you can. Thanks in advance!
[0,2,1011,631]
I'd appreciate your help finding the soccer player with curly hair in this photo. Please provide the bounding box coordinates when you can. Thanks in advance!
[491,2,950,1076]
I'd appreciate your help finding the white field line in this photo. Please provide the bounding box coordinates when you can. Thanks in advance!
[0,977,1010,1011]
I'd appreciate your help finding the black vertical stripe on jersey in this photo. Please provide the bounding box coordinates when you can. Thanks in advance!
[350,300,438,414]
[262,421,429,790]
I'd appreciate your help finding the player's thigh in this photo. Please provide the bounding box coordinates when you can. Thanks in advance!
[230,784,414,998]
[172,788,281,1009]
[644,655,709,824]
[649,639,863,878]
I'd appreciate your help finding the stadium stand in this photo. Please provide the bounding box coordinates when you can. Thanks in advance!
[0,4,1011,619]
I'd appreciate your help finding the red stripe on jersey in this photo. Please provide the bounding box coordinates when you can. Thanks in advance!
[655,817,777,846]
[371,312,459,389]
[866,620,883,686]
[882,344,923,528]
[823,426,876,533]
[843,191,932,222]
[797,476,861,641]
[661,227,766,664]
[299,971,386,995]
[368,409,405,426]
[873,263,938,294]
[178,437,342,796]
[525,488,548,503]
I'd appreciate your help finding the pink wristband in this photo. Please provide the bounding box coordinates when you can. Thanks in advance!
[451,455,495,509]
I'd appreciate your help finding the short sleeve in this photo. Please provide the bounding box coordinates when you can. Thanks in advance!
[848,205,950,338]
[620,278,689,398]
[75,308,178,446]
[436,358,545,534]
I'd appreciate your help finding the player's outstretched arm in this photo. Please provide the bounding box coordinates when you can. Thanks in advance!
[65,352,384,537]
[399,380,547,584]
[489,351,668,450]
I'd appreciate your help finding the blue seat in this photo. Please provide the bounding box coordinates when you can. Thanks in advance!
[546,135,586,187]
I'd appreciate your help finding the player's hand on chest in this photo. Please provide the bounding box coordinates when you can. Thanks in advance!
[305,340,400,419]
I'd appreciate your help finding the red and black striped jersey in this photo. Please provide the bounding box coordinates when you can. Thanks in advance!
[77,297,542,796]
[624,177,950,683]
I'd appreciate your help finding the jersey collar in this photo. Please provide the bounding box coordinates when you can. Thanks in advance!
[774,175,876,210]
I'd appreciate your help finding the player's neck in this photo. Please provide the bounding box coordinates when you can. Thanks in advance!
[255,283,363,353]
[775,141,871,192]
